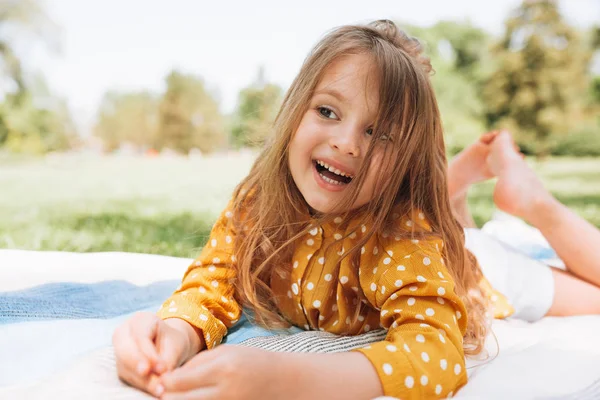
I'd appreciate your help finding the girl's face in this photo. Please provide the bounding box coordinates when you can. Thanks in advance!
[289,53,386,214]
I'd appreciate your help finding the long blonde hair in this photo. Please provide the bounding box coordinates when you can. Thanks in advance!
[231,20,488,355]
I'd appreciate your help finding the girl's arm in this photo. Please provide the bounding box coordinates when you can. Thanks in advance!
[157,202,243,351]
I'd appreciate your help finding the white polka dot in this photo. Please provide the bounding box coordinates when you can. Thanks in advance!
[409,286,418,292]
[199,287,206,293]
[361,224,367,233]
[380,310,388,317]
[307,282,314,290]
[319,315,325,321]
[381,286,386,294]
[313,300,321,308]
[206,332,211,341]
[454,364,462,375]
[411,239,419,244]
[292,283,299,295]
[334,217,343,224]
[372,267,378,274]
[287,290,292,298]
[318,257,325,265]
[405,376,414,388]
[386,344,397,352]
[440,359,448,370]
[420,375,429,385]
[390,293,398,300]
[395,279,403,287]
[324,273,332,281]
[338,247,345,255]
[439,333,446,343]
[349,232,357,239]
[307,239,314,246]
[382,363,393,375]
[340,276,349,284]
[332,304,338,312]
[211,280,219,288]
[418,212,425,220]
[211,239,217,247]
[397,265,406,271]
[334,233,343,240]
[364,324,371,332]
[199,314,208,321]
[168,307,177,312]
[225,211,233,218]
[421,352,430,362]
[221,296,229,303]
[417,275,427,282]
[437,297,445,304]
[406,220,413,227]
[456,311,462,320]
[420,323,430,328]
[404,343,410,352]
[437,271,444,279]
[307,254,313,260]
[358,315,365,321]
[415,314,425,320]
[423,257,431,266]
[436,384,442,395]
[208,265,216,272]
[361,247,365,254]
[212,257,220,264]
[345,316,351,325]
[370,282,377,291]
[437,287,446,296]
[352,286,359,292]
[293,261,299,269]
[426,308,435,316]
[373,247,379,255]
[383,257,391,265]
[416,334,425,343]
[407,297,416,306]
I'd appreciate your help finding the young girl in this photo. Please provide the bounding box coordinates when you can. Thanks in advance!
[112,20,511,399]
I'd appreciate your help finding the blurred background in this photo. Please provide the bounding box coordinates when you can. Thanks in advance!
[0,0,598,258]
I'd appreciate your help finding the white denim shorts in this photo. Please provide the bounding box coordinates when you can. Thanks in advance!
[464,228,555,322]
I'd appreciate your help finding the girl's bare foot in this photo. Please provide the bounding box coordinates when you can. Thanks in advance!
[448,131,499,201]
[486,131,554,222]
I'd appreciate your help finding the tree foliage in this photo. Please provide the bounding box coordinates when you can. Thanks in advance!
[231,68,282,147]
[482,0,594,154]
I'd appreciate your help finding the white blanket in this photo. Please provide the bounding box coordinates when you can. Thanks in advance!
[1,249,599,399]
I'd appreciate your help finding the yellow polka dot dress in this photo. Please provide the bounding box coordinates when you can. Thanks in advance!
[157,202,512,399]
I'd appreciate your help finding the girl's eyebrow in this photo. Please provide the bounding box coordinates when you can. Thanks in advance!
[314,88,347,104]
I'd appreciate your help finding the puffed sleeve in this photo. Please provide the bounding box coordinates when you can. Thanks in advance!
[355,235,469,399]
[156,202,242,349]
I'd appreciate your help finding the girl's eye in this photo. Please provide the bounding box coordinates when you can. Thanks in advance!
[317,106,338,120]
[365,128,390,142]
[366,128,373,136]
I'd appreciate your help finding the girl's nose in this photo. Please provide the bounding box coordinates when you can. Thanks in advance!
[329,125,361,157]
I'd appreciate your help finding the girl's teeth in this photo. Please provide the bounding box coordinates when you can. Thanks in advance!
[319,173,344,185]
[316,160,352,178]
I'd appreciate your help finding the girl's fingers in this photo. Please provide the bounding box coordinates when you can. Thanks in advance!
[160,357,219,392]
[131,318,162,372]
[162,387,218,400]
[113,324,151,377]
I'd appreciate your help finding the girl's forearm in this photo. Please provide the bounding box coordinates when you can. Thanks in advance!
[278,351,383,399]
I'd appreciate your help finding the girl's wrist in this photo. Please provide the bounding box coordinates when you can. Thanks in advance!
[164,318,205,360]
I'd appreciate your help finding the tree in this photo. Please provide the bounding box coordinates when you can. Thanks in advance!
[0,0,57,97]
[157,70,226,154]
[0,91,78,153]
[403,22,492,153]
[231,67,283,148]
[482,0,594,154]
[94,91,159,152]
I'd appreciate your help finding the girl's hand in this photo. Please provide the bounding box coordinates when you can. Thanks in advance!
[112,311,201,397]
[159,345,291,400]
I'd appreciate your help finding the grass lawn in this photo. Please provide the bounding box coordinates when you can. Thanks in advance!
[1,154,599,258]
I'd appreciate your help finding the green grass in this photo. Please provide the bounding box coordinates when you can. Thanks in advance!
[1,154,599,257]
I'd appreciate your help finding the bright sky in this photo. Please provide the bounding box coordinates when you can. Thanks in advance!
[28,0,600,135]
